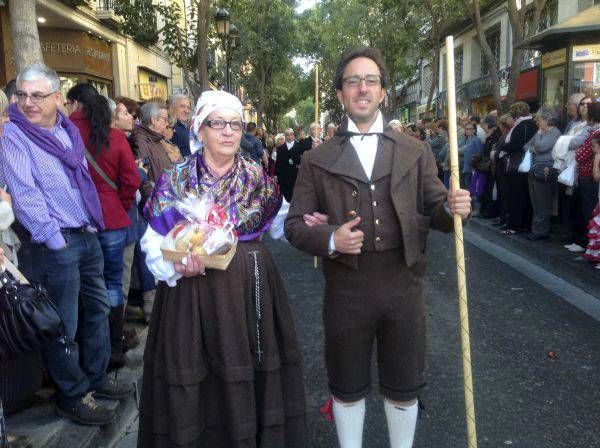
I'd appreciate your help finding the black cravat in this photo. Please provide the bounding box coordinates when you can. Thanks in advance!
[335,131,383,141]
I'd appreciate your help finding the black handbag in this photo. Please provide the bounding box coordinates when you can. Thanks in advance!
[0,262,65,362]
[532,162,558,183]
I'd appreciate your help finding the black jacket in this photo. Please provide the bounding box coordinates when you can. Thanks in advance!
[171,120,191,157]
[275,141,305,202]
[504,119,538,172]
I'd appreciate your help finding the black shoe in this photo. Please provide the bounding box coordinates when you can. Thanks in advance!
[56,393,115,426]
[527,233,549,241]
[94,378,134,400]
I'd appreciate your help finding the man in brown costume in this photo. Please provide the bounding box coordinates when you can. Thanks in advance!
[284,47,471,448]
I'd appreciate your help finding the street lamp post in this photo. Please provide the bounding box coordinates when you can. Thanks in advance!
[215,8,238,93]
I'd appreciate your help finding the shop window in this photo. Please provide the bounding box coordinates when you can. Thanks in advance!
[542,65,565,124]
[59,76,80,100]
[481,26,500,77]
[572,61,600,98]
[88,80,111,97]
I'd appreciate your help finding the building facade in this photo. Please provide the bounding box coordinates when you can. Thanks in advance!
[394,0,599,125]
[0,0,175,102]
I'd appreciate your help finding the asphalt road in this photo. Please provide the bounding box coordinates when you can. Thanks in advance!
[266,231,600,448]
[118,231,600,448]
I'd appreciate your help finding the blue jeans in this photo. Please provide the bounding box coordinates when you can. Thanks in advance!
[31,231,110,405]
[98,229,127,307]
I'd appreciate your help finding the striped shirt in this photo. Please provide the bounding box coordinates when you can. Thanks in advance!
[0,118,92,247]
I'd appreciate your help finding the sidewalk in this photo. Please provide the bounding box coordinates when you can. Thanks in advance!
[5,325,146,448]
[466,216,600,299]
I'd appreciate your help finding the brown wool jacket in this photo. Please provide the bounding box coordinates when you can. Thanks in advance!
[130,125,182,183]
[284,118,455,269]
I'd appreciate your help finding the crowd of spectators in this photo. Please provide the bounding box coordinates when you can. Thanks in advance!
[390,96,600,268]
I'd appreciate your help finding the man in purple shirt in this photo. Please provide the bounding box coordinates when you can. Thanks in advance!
[0,64,132,425]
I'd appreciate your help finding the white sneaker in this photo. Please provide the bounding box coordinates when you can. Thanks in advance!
[564,243,575,249]
[568,244,585,252]
[595,264,600,270]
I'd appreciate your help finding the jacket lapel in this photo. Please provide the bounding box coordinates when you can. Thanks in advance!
[328,139,370,184]
[388,131,425,189]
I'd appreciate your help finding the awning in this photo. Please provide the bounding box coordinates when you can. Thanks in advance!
[515,70,538,100]
[519,5,600,50]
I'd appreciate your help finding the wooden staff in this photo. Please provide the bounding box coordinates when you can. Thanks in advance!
[445,35,478,448]
[314,65,319,269]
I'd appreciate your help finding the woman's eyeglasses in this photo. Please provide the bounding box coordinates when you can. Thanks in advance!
[205,119,245,131]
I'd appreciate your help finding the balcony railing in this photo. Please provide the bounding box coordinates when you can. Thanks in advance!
[95,0,123,26]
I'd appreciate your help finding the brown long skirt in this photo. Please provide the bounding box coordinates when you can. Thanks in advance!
[138,241,307,448]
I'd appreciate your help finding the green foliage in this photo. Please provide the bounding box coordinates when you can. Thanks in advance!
[297,0,425,120]
[294,96,315,131]
[112,0,159,46]
[218,0,305,130]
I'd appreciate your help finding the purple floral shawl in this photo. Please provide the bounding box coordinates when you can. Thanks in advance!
[144,153,282,240]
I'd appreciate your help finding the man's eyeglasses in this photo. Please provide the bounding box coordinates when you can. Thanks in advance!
[342,75,381,88]
[15,91,56,105]
[204,119,245,131]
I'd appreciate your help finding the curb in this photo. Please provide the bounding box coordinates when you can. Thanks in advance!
[6,326,146,448]
[466,217,600,299]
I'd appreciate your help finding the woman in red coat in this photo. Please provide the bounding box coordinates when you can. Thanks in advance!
[67,83,140,369]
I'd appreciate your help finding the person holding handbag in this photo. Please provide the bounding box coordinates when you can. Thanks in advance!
[503,101,538,234]
[0,87,32,448]
[1,64,133,425]
[67,83,140,370]
[525,108,561,241]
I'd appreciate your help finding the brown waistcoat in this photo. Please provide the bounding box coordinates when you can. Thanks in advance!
[353,145,402,252]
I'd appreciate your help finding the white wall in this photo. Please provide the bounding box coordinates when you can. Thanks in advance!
[124,38,173,101]
[438,1,510,93]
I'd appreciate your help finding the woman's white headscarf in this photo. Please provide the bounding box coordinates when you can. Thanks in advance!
[190,90,244,154]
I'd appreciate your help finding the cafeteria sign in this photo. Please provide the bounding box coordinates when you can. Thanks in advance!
[572,44,600,62]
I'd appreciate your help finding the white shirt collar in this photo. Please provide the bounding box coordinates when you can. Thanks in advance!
[286,140,294,149]
[346,111,384,135]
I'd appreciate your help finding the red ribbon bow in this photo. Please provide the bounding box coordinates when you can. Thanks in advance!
[320,397,334,422]
[206,204,228,227]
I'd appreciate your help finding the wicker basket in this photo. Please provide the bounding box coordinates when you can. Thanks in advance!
[161,242,237,270]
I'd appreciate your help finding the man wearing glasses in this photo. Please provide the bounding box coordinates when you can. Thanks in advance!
[0,63,132,426]
[285,47,471,448]
[130,102,183,184]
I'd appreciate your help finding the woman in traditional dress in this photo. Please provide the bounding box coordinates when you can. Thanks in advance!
[137,90,307,448]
